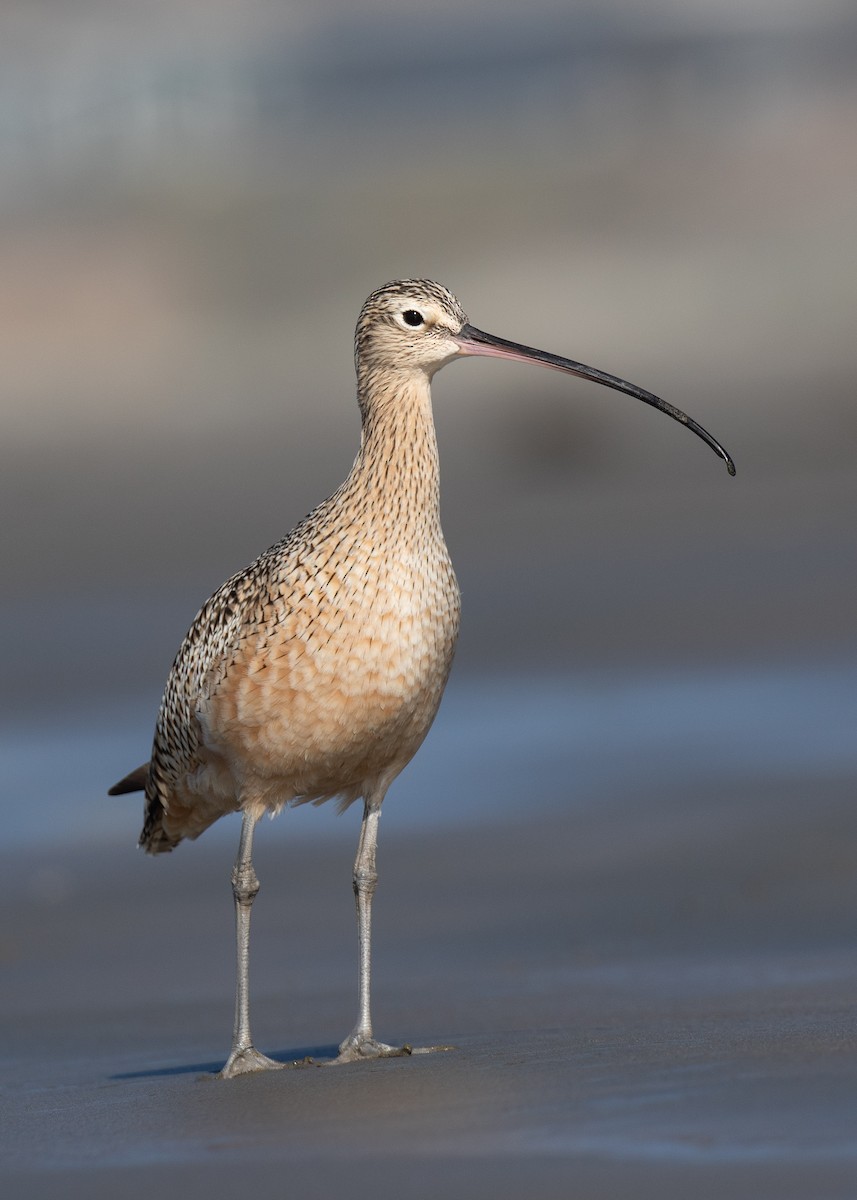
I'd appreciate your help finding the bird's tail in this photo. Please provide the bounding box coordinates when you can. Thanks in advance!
[108,763,149,795]
[109,762,183,854]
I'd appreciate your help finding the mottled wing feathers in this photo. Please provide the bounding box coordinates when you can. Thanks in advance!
[139,556,266,852]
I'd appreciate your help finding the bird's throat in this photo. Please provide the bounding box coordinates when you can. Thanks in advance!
[351,376,443,543]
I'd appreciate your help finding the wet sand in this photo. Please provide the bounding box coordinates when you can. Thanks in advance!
[4,437,856,1200]
[5,427,854,1199]
[3,766,856,1198]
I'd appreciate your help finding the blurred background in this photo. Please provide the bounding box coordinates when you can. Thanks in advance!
[2,0,856,853]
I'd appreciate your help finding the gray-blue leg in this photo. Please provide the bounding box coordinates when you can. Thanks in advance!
[220,809,284,1078]
[334,797,454,1064]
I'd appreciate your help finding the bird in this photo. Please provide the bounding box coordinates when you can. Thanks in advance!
[110,278,735,1077]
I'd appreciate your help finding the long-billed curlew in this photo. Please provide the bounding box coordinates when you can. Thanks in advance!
[110,279,735,1077]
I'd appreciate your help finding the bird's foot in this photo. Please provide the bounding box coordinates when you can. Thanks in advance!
[218,1045,286,1078]
[331,1035,455,1065]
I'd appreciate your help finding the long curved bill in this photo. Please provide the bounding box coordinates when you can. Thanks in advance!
[455,324,736,476]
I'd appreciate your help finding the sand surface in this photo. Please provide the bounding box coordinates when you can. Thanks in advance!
[3,765,856,1198]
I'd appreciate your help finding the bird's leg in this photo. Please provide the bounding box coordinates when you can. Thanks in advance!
[335,799,391,1061]
[333,797,454,1065]
[219,809,283,1078]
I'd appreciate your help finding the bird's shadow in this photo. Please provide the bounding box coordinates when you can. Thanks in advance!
[111,1045,338,1079]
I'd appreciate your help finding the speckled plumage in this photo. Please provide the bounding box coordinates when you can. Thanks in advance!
[134,281,464,853]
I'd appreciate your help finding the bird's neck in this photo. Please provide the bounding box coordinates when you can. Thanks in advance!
[347,371,442,540]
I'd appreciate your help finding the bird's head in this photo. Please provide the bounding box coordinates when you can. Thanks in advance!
[355,279,469,381]
[354,278,736,475]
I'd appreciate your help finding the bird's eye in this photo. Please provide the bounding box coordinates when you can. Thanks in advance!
[402,310,424,327]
